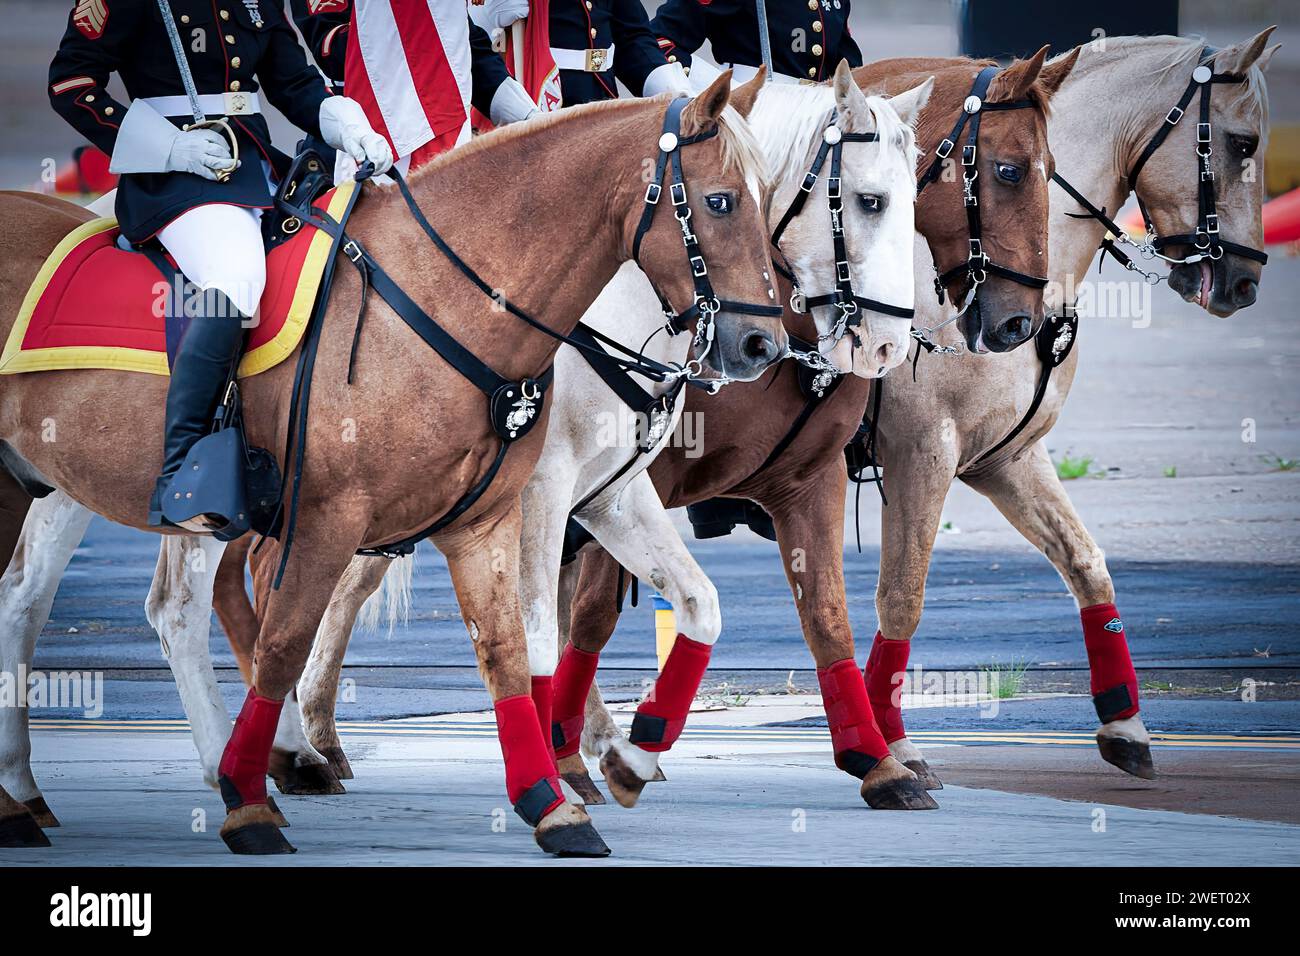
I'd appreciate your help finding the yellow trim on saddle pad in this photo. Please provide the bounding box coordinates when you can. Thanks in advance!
[0,181,357,379]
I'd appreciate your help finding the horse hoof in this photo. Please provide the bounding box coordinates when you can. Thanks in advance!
[0,808,51,847]
[23,796,61,828]
[534,804,611,858]
[1097,735,1156,779]
[558,755,605,806]
[220,804,297,855]
[266,796,290,828]
[599,746,650,808]
[320,746,354,781]
[861,756,940,810]
[269,750,346,795]
[904,759,944,791]
[651,766,667,782]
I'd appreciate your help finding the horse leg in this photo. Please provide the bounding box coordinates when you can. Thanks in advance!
[0,490,92,829]
[296,554,394,780]
[440,498,609,856]
[212,536,257,685]
[550,554,610,803]
[962,441,1153,778]
[870,432,961,791]
[215,518,367,855]
[144,535,234,789]
[767,469,937,810]
[569,471,720,808]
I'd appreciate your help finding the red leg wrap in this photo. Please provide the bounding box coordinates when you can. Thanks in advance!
[630,634,711,753]
[864,631,910,744]
[552,644,599,759]
[817,658,889,778]
[494,694,564,826]
[530,675,556,769]
[1081,603,1140,722]
[217,689,283,811]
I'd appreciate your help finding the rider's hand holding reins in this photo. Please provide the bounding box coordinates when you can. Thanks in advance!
[320,96,394,176]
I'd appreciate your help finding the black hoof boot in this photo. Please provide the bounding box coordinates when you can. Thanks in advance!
[1097,736,1156,779]
[535,820,611,858]
[0,810,51,847]
[23,796,61,828]
[904,759,944,791]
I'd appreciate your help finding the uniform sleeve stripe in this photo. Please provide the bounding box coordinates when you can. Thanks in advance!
[51,76,97,95]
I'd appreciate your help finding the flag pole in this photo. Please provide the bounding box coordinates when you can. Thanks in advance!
[511,20,525,79]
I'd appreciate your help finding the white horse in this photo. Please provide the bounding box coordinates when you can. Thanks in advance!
[0,64,930,838]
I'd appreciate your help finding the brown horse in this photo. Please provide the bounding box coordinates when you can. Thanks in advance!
[567,32,1276,803]
[0,77,787,854]
[545,51,1073,807]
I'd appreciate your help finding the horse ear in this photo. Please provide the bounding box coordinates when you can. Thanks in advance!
[1034,47,1080,103]
[833,59,874,132]
[1257,42,1282,73]
[730,66,765,118]
[887,76,934,128]
[987,45,1049,103]
[680,69,732,138]
[1216,26,1277,75]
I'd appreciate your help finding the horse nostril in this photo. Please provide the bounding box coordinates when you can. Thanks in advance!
[999,314,1032,344]
[743,331,778,364]
[1233,277,1258,308]
[873,341,894,370]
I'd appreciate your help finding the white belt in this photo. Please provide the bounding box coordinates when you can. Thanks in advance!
[550,45,615,73]
[727,63,813,86]
[140,91,262,118]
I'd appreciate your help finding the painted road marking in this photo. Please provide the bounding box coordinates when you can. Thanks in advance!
[28,719,1300,751]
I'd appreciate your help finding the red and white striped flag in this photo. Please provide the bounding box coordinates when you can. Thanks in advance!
[343,1,472,172]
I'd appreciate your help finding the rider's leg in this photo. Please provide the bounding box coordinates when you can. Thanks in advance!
[148,204,265,525]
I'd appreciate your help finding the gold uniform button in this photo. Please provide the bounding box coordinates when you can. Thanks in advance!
[180,14,190,23]
[813,21,823,32]
[585,0,592,7]
[807,66,817,77]
[225,34,236,44]
[231,56,241,68]
[808,0,818,9]
[220,10,230,19]
[229,80,241,91]
[589,28,597,38]
[104,106,114,115]
[668,55,677,62]
[84,94,94,102]
[812,44,823,56]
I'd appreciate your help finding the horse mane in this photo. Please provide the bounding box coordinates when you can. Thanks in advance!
[749,83,919,186]
[1069,35,1268,120]
[402,93,769,189]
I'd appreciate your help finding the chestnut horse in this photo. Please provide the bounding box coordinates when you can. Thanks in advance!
[0,77,787,855]
[568,32,1276,799]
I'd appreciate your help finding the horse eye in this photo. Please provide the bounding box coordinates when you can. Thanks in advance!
[1228,133,1258,158]
[995,162,1023,184]
[704,193,734,215]
[858,194,883,214]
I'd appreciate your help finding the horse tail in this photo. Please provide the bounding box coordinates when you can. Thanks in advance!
[357,551,415,635]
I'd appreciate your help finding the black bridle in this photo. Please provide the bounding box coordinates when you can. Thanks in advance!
[633,96,783,377]
[912,66,1049,349]
[770,114,916,355]
[1055,47,1268,280]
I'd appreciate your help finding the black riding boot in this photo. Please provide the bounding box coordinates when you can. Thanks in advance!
[147,289,248,527]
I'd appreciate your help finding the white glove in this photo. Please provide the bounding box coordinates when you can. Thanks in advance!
[111,99,233,179]
[489,78,540,126]
[319,96,394,175]
[469,0,529,32]
[642,62,693,97]
[166,129,235,181]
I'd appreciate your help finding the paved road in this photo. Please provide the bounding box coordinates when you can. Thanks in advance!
[3,722,1296,866]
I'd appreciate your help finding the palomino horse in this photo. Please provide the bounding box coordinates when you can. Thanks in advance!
[0,64,931,834]
[239,51,1070,810]
[0,77,789,855]
[565,31,1276,799]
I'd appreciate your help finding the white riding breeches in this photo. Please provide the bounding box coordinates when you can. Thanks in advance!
[157,202,266,318]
